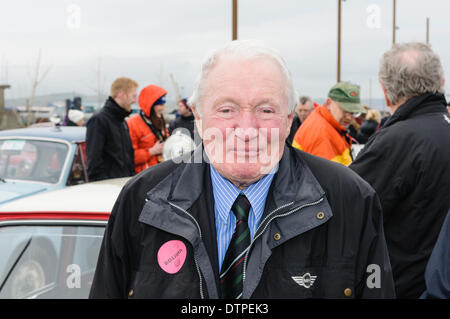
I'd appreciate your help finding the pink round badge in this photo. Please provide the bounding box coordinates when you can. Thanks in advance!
[157,240,187,274]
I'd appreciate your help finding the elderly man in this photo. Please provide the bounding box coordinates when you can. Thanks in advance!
[292,82,366,166]
[286,96,314,145]
[90,41,394,299]
[350,43,450,298]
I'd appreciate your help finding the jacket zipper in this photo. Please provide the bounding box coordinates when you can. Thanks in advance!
[242,197,325,286]
[168,202,205,299]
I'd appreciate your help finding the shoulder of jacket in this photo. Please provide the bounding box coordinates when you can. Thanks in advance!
[121,160,184,197]
[293,147,376,197]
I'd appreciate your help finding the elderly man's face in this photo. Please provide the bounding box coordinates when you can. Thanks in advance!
[195,56,293,188]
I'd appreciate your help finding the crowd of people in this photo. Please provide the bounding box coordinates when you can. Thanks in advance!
[65,40,449,299]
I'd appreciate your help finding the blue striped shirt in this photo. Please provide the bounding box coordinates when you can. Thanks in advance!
[210,164,277,271]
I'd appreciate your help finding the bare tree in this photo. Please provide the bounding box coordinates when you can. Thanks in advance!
[26,49,51,126]
[1,54,8,84]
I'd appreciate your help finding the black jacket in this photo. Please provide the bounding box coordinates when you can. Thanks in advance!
[356,119,379,144]
[286,114,301,145]
[86,97,135,181]
[350,93,450,298]
[90,144,394,299]
[421,210,450,299]
[169,114,196,140]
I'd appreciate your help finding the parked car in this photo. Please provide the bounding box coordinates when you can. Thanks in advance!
[0,126,88,205]
[0,177,129,299]
[82,105,96,120]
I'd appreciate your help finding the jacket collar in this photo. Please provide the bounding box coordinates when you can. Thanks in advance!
[141,144,326,226]
[384,93,447,128]
[103,96,132,121]
[317,105,347,134]
[138,144,328,299]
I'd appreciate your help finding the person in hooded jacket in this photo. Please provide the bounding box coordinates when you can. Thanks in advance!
[86,77,137,181]
[127,84,169,174]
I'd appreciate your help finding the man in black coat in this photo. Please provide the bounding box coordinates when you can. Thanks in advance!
[350,43,450,298]
[86,77,138,181]
[90,41,394,299]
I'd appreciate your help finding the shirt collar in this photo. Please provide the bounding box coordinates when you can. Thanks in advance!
[210,164,277,224]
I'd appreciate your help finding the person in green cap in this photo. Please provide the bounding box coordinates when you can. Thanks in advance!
[292,81,366,166]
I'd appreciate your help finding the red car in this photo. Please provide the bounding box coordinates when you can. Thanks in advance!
[0,177,129,299]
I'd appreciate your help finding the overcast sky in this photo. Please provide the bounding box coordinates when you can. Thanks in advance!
[1,0,450,108]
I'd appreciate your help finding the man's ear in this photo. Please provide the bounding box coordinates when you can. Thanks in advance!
[191,104,203,138]
[286,109,295,136]
[325,97,332,110]
[441,77,446,91]
[380,81,391,107]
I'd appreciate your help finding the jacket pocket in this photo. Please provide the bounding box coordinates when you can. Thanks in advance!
[254,263,355,299]
[128,261,201,299]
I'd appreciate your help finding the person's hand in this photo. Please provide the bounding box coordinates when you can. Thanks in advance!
[149,141,164,156]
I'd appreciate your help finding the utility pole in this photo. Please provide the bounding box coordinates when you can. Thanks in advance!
[337,0,342,83]
[393,0,397,46]
[232,0,238,40]
[426,17,430,45]
[0,85,10,113]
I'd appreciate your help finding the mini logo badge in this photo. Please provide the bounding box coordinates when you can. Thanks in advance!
[292,272,317,288]
[349,91,357,97]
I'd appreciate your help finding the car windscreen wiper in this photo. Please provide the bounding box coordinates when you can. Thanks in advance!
[0,237,32,292]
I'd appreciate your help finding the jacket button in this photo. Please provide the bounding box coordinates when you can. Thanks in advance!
[273,233,281,241]
[128,289,134,297]
[316,212,325,220]
[344,288,352,297]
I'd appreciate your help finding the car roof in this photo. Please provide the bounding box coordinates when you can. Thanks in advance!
[0,178,129,220]
[0,126,86,143]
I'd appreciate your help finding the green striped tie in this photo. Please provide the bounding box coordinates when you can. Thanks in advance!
[220,194,251,299]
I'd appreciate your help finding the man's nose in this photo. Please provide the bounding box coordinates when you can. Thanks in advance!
[235,110,258,140]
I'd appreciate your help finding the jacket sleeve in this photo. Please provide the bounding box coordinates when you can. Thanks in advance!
[89,187,133,298]
[86,116,108,181]
[354,188,396,298]
[421,210,450,299]
[127,119,153,166]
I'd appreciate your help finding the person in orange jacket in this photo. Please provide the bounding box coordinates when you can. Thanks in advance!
[292,82,366,166]
[127,84,169,173]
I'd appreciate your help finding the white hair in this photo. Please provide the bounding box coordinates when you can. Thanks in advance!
[189,40,299,116]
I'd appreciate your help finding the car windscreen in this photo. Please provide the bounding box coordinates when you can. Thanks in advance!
[0,224,105,299]
[0,139,69,184]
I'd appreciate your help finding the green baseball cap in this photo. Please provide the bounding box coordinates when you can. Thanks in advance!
[327,82,367,114]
